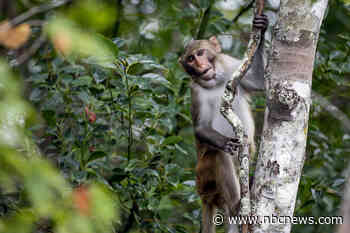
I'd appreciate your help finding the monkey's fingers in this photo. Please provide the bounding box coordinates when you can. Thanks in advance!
[253,19,268,26]
[254,19,267,23]
[224,138,242,155]
[253,19,268,32]
[253,15,269,28]
[254,14,268,19]
[253,24,266,29]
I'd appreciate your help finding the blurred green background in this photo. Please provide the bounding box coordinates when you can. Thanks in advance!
[0,0,349,232]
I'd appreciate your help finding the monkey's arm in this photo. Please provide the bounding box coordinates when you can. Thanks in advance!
[194,125,228,149]
[191,98,237,153]
[194,125,238,153]
[240,38,265,91]
[240,14,268,92]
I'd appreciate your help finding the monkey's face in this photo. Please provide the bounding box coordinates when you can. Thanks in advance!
[180,38,226,88]
[183,48,216,82]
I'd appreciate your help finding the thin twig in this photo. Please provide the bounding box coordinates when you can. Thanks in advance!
[196,0,214,40]
[220,0,265,233]
[257,0,264,15]
[312,91,350,133]
[113,0,123,37]
[13,33,46,66]
[232,0,255,23]
[26,20,44,27]
[9,0,72,26]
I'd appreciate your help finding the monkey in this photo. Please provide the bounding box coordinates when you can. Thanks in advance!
[179,15,268,233]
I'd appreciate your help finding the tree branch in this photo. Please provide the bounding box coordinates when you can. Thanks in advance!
[220,0,264,232]
[312,91,350,133]
[9,0,72,26]
[112,0,123,37]
[232,0,255,24]
[196,0,214,40]
[13,33,46,66]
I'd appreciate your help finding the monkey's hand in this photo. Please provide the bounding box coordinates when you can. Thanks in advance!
[253,14,269,34]
[223,138,242,155]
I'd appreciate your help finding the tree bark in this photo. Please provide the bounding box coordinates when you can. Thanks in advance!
[250,1,328,233]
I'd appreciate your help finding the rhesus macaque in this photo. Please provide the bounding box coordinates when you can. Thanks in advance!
[179,15,268,233]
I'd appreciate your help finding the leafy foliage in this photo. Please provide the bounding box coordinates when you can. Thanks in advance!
[0,61,118,233]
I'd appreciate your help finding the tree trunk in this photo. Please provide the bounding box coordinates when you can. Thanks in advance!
[250,1,328,233]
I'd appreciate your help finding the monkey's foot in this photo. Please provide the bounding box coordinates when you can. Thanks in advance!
[224,138,242,155]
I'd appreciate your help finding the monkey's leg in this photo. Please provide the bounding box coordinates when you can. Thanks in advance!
[222,191,240,233]
[216,153,241,210]
[202,203,216,233]
[215,153,240,233]
[225,207,239,233]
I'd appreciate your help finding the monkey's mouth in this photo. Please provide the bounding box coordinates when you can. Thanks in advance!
[200,68,214,81]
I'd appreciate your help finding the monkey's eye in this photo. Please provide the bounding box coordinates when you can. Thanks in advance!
[187,55,195,63]
[197,49,205,56]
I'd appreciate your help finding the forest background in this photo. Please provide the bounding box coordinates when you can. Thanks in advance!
[0,0,349,233]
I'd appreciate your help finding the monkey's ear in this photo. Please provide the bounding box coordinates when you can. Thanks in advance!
[178,57,186,69]
[178,57,183,66]
[209,36,221,53]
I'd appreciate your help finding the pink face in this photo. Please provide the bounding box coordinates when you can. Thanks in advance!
[185,48,216,81]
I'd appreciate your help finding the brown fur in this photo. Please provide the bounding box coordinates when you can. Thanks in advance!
[196,142,240,232]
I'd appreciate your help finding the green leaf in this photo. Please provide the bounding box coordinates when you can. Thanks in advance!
[27,74,49,84]
[72,75,93,87]
[158,195,174,211]
[329,50,346,61]
[95,33,119,57]
[175,144,189,155]
[161,136,183,146]
[87,151,107,163]
[29,88,43,102]
[339,0,350,4]
[77,90,90,103]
